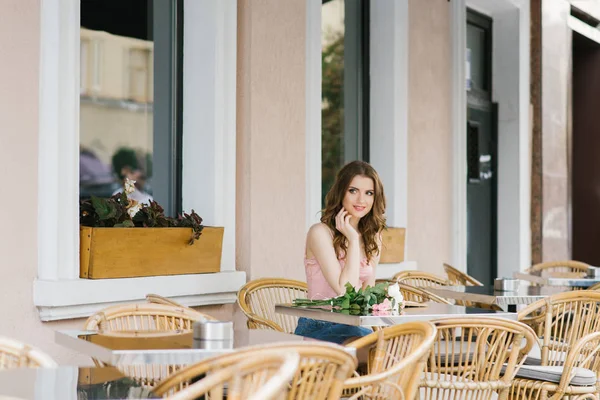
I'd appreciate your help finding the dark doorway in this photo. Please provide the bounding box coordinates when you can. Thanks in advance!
[466,10,498,286]
[572,31,600,264]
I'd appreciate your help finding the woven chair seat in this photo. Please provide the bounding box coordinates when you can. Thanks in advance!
[522,336,571,366]
[524,348,568,366]
[513,365,596,386]
[421,375,508,391]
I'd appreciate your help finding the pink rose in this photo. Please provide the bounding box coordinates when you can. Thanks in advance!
[380,298,392,310]
[372,298,393,313]
[372,309,391,316]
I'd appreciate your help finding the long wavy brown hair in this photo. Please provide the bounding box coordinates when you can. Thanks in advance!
[321,161,386,263]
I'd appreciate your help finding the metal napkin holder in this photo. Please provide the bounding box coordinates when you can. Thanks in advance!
[193,320,234,350]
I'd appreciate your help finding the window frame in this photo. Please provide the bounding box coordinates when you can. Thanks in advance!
[34,0,244,321]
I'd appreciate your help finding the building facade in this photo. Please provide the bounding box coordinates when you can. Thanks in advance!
[0,0,594,363]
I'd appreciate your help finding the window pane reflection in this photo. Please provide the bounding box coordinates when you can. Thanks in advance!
[79,0,154,204]
[321,0,346,204]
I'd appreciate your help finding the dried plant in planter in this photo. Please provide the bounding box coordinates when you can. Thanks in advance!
[80,179,204,245]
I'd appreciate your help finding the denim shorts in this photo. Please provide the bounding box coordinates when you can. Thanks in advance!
[294,317,373,345]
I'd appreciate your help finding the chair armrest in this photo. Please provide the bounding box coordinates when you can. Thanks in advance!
[555,331,600,392]
[243,312,284,332]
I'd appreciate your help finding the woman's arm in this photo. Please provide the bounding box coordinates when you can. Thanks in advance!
[307,222,361,296]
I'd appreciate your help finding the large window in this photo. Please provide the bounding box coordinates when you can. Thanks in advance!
[79,0,183,216]
[321,0,370,203]
[36,0,242,321]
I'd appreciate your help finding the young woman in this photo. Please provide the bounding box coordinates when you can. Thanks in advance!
[294,160,386,344]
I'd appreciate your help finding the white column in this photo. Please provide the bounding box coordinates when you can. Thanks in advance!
[451,0,468,272]
[38,0,81,280]
[182,0,237,272]
[369,0,409,232]
[370,0,410,278]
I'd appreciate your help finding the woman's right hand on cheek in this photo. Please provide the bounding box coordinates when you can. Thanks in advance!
[335,208,359,242]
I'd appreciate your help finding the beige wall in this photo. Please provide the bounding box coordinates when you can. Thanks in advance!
[407,0,453,275]
[0,0,82,364]
[236,0,306,282]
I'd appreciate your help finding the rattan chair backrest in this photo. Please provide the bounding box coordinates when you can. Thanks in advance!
[0,337,57,369]
[83,303,209,332]
[154,342,357,400]
[443,263,484,286]
[237,278,308,333]
[526,260,590,277]
[393,271,450,288]
[165,352,300,400]
[83,303,213,385]
[518,290,600,367]
[422,317,536,400]
[344,321,437,399]
[397,283,452,305]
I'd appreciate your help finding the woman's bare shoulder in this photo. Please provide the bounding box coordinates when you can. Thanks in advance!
[306,223,335,259]
[307,222,333,238]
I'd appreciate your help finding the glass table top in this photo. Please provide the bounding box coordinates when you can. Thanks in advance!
[56,327,329,366]
[426,284,563,307]
[275,302,517,326]
[514,272,600,287]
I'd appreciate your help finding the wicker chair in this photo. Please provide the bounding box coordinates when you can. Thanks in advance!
[343,321,437,400]
[145,294,192,310]
[393,271,450,288]
[0,336,56,368]
[420,317,536,400]
[164,352,300,400]
[443,263,483,286]
[153,342,357,400]
[397,283,452,305]
[526,260,590,278]
[517,291,600,366]
[509,332,600,400]
[374,280,451,305]
[84,303,211,385]
[237,278,308,333]
[510,292,600,399]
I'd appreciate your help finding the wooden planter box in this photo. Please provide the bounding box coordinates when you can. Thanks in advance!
[80,226,223,279]
[380,227,406,264]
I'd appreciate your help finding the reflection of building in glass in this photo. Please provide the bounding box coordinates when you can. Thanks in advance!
[79,27,154,173]
[321,0,345,203]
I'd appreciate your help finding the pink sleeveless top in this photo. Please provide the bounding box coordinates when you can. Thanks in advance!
[304,256,374,300]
